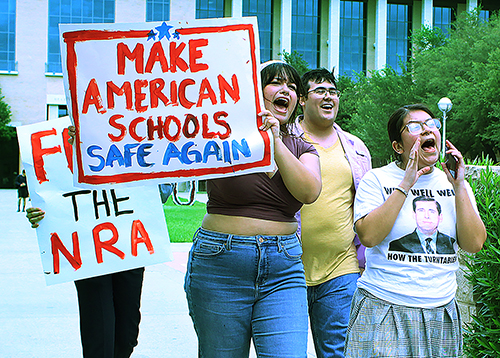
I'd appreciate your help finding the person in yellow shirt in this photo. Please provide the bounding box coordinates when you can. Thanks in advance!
[292,68,371,358]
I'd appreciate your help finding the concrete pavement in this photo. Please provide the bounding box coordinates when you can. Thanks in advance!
[0,188,197,358]
[0,189,316,357]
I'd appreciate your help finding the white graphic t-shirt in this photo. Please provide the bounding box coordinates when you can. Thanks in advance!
[354,162,478,308]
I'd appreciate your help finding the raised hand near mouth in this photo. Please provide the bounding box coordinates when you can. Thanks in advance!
[399,138,432,193]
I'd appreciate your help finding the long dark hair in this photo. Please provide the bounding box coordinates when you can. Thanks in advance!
[260,62,304,134]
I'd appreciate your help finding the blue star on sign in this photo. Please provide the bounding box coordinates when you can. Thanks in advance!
[147,30,156,41]
[155,22,174,40]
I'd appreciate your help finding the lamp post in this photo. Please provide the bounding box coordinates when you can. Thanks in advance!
[438,97,453,161]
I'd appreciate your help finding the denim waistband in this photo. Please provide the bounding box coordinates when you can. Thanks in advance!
[196,227,298,246]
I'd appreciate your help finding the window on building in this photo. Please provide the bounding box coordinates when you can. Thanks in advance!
[479,10,490,21]
[47,0,115,74]
[433,6,453,37]
[0,0,16,72]
[243,0,273,62]
[386,3,411,74]
[196,0,224,19]
[339,1,366,77]
[147,0,170,22]
[292,0,320,69]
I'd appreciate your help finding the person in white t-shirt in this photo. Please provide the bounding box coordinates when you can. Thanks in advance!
[345,103,486,357]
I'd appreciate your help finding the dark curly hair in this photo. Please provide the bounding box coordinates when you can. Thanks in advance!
[300,68,338,96]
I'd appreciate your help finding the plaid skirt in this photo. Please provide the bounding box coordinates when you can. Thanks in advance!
[344,288,462,358]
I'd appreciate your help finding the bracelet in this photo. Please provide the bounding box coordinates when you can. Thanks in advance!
[394,186,408,197]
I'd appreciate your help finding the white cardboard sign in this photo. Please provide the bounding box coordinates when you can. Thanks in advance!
[17,117,172,285]
[59,18,271,187]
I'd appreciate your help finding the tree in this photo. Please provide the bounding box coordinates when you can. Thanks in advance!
[336,9,500,164]
[280,50,310,76]
[411,25,447,54]
[412,10,500,162]
[337,66,421,165]
[0,88,14,139]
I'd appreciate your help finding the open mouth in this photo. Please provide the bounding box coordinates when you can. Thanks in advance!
[421,138,436,152]
[321,103,334,110]
[273,97,290,113]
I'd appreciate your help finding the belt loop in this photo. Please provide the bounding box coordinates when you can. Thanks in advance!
[295,232,302,245]
[276,235,283,252]
[225,234,233,251]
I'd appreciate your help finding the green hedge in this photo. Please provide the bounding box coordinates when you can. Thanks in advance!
[465,166,500,357]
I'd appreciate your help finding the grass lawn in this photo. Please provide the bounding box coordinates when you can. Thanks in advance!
[163,195,207,243]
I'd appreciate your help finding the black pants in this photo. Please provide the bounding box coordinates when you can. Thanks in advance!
[74,267,145,358]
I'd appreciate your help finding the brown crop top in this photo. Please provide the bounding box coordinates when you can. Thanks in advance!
[206,135,319,222]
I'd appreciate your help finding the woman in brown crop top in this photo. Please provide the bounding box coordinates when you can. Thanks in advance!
[185,61,322,357]
[202,64,322,235]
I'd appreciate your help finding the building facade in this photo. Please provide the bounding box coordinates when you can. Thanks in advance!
[0,0,498,184]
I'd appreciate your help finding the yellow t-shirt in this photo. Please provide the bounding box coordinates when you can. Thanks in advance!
[300,135,359,286]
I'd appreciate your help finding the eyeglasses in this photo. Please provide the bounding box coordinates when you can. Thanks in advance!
[307,87,340,97]
[401,118,442,135]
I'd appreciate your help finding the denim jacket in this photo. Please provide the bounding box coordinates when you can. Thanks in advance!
[291,117,372,268]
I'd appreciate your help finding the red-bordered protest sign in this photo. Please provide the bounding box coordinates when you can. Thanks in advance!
[60,18,271,187]
[17,117,172,285]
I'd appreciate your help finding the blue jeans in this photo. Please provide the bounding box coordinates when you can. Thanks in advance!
[184,228,308,358]
[307,272,360,358]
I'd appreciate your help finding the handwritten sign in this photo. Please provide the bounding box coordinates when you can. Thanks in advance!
[16,117,172,285]
[60,18,271,187]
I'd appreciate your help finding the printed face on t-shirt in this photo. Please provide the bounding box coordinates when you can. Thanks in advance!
[413,200,442,236]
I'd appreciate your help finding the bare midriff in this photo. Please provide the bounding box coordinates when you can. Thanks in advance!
[201,213,298,236]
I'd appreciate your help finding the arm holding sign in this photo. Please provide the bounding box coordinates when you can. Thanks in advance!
[259,110,321,204]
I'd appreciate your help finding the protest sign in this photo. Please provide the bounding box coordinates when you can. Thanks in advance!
[60,17,271,187]
[17,117,172,285]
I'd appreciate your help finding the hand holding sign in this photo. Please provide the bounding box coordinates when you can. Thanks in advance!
[26,207,45,228]
[17,116,171,285]
[60,18,271,187]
